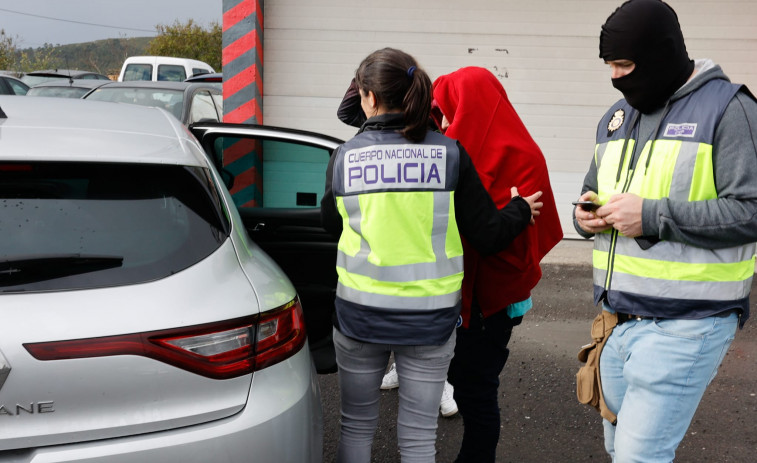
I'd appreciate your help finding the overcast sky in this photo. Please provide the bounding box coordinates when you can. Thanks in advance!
[0,1,222,48]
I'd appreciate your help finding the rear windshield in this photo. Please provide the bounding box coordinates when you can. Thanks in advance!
[85,88,184,120]
[27,86,92,98]
[21,75,61,87]
[0,162,229,293]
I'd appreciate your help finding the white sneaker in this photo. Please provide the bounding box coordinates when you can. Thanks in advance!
[439,380,458,417]
[381,363,399,390]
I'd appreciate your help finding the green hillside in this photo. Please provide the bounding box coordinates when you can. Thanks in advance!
[15,37,151,78]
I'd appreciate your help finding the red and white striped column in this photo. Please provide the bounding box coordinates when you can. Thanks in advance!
[222,0,264,207]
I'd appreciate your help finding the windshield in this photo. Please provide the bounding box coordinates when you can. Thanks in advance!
[21,75,67,87]
[0,162,229,292]
[27,86,93,98]
[85,87,185,120]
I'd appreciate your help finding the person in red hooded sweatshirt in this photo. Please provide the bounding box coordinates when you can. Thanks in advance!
[431,66,563,463]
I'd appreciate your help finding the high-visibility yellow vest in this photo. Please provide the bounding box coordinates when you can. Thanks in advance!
[592,79,754,318]
[332,130,464,310]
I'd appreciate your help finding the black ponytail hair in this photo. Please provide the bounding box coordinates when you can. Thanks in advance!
[354,48,432,142]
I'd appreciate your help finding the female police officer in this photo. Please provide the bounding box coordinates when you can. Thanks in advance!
[321,47,542,463]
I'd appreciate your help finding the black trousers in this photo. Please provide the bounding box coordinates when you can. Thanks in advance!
[447,303,521,463]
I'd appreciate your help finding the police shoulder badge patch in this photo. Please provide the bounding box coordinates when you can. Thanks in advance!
[608,109,625,133]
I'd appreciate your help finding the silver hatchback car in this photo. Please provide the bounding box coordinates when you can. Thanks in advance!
[0,96,331,462]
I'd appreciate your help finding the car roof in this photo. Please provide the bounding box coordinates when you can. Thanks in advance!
[91,80,220,91]
[0,74,27,83]
[0,74,29,86]
[27,78,111,89]
[123,55,213,66]
[0,96,208,166]
[25,69,107,78]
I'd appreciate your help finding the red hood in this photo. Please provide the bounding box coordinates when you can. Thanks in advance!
[433,67,563,319]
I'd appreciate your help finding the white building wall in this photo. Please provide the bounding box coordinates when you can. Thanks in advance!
[263,0,757,238]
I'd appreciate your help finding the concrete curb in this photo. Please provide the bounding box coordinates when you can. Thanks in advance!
[542,238,593,266]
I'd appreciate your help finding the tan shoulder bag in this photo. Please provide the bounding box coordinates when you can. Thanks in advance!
[576,310,618,424]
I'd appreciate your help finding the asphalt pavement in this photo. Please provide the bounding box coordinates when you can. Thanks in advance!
[318,239,757,462]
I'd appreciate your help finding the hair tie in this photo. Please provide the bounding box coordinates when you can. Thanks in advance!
[407,66,416,78]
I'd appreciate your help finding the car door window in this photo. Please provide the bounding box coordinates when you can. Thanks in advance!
[123,64,152,81]
[209,135,331,208]
[262,140,330,207]
[211,93,223,120]
[189,91,220,124]
[192,67,212,77]
[7,79,28,95]
[157,65,187,82]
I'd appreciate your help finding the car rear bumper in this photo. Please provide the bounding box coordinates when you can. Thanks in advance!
[1,348,323,463]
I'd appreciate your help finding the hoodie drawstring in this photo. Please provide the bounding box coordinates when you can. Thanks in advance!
[615,110,640,186]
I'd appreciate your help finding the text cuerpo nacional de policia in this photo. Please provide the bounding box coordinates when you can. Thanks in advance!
[344,144,448,192]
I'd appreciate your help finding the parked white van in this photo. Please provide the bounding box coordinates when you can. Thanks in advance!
[118,56,215,82]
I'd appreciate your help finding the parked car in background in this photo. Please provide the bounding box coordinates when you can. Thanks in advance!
[83,81,222,125]
[185,72,223,83]
[0,95,326,461]
[26,79,110,98]
[21,69,111,87]
[185,72,222,92]
[0,74,29,95]
[119,56,214,82]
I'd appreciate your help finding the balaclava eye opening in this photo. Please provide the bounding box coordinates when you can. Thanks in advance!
[599,0,694,113]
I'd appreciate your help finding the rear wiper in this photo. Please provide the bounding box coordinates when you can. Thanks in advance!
[0,254,124,286]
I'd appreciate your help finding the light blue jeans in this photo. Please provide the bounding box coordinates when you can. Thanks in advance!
[333,327,455,463]
[600,306,738,463]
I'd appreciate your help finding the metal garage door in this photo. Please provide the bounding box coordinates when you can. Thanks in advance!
[262,0,757,238]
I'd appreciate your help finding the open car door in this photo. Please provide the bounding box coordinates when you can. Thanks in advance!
[190,122,342,373]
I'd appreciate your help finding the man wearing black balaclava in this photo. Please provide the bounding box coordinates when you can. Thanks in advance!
[573,0,757,461]
[599,0,694,114]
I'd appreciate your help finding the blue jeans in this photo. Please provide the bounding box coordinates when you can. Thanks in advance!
[333,327,455,463]
[600,307,738,463]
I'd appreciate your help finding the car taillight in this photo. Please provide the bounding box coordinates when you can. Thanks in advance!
[253,298,308,370]
[24,298,308,379]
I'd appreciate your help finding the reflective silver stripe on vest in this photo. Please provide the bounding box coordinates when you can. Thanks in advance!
[337,250,464,282]
[592,234,611,287]
[595,142,608,166]
[593,269,608,288]
[337,191,463,283]
[668,141,699,201]
[336,281,462,309]
[594,233,611,253]
[342,195,371,257]
[609,271,752,300]
[612,235,755,265]
[431,191,450,265]
[594,233,754,300]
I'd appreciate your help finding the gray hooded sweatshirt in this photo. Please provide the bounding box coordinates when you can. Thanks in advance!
[576,59,757,251]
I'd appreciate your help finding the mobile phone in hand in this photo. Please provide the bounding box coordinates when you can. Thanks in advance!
[572,200,599,212]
